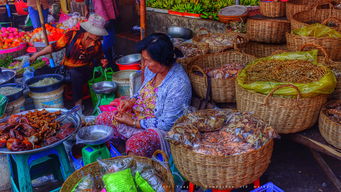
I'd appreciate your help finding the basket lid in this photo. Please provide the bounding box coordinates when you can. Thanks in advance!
[219,5,248,16]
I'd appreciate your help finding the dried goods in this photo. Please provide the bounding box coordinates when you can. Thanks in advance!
[167,109,277,156]
[0,87,21,96]
[324,101,341,124]
[205,62,244,79]
[245,59,326,84]
[30,77,59,87]
[0,109,75,151]
[177,43,206,57]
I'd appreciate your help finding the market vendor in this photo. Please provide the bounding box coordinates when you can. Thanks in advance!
[96,33,192,157]
[30,14,108,108]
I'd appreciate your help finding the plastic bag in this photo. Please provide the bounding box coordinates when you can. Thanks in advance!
[71,174,96,192]
[135,172,156,192]
[236,50,337,97]
[102,168,137,192]
[293,23,341,39]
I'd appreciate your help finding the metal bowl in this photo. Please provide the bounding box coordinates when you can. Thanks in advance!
[26,74,64,93]
[76,125,113,145]
[0,83,24,102]
[92,81,117,94]
[0,108,81,154]
[167,26,193,40]
[0,68,16,85]
[116,54,141,65]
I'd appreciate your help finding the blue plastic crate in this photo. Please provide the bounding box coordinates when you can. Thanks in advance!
[250,182,284,192]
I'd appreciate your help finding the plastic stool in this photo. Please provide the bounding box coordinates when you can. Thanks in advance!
[8,144,74,192]
[189,179,261,192]
[82,144,111,166]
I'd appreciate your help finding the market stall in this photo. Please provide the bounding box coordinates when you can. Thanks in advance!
[0,0,340,191]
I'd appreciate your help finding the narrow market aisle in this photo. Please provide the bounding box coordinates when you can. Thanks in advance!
[262,138,340,192]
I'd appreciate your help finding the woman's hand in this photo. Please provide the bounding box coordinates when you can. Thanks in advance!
[118,99,136,113]
[114,112,135,127]
[101,59,108,68]
[29,53,39,63]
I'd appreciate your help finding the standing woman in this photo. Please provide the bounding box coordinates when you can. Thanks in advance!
[29,14,108,109]
[27,0,49,29]
[85,0,119,70]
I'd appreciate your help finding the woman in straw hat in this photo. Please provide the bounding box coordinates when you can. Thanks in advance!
[30,14,109,108]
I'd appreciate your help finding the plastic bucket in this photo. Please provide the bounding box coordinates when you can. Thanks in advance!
[5,96,25,115]
[116,63,141,71]
[29,87,64,109]
[112,70,137,97]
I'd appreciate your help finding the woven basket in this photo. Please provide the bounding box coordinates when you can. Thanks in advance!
[260,1,286,17]
[189,51,256,103]
[286,0,318,21]
[240,41,287,58]
[192,28,249,53]
[170,138,274,189]
[60,151,175,192]
[176,42,210,73]
[236,83,328,134]
[291,2,341,31]
[319,100,341,149]
[247,17,290,43]
[0,43,27,60]
[299,43,341,100]
[286,32,341,61]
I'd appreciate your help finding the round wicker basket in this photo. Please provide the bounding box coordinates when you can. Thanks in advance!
[189,50,256,103]
[247,16,290,44]
[170,136,274,189]
[319,100,341,149]
[286,0,318,21]
[60,151,175,192]
[236,83,328,134]
[240,41,287,58]
[260,1,286,18]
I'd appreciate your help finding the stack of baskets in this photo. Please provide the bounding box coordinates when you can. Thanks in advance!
[188,49,255,103]
[245,0,290,58]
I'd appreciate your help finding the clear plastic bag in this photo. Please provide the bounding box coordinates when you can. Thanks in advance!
[71,174,96,192]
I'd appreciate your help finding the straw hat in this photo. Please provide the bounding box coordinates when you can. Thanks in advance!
[80,14,108,36]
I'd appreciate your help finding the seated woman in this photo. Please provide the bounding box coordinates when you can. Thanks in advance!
[96,33,192,157]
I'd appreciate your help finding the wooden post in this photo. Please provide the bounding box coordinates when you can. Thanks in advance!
[140,0,146,40]
[35,0,55,67]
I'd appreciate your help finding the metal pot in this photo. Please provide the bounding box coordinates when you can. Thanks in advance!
[167,26,193,40]
[92,81,117,94]
[116,54,141,65]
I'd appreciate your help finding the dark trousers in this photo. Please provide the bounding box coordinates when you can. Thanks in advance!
[68,65,93,103]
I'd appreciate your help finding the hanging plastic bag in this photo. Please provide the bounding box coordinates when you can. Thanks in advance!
[237,50,337,97]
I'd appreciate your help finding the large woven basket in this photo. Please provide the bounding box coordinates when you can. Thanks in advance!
[299,43,341,100]
[319,100,341,149]
[291,2,341,31]
[192,28,249,53]
[286,0,318,21]
[260,1,286,17]
[60,151,175,192]
[236,83,328,134]
[170,138,274,189]
[286,32,341,61]
[240,41,287,58]
[189,51,256,103]
[247,16,291,43]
